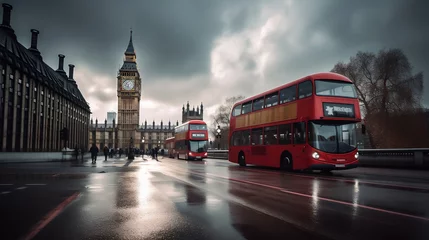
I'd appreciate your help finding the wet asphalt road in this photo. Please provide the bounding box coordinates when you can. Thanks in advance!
[1,156,429,240]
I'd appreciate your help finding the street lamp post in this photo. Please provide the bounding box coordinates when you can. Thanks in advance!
[128,137,134,160]
[216,125,221,150]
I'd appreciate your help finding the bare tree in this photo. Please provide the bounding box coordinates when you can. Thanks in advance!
[332,48,424,148]
[209,95,245,149]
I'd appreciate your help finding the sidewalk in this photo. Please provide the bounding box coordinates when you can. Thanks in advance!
[0,152,163,164]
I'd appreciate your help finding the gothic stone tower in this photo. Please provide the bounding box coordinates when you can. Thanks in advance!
[117,30,141,149]
[182,102,204,123]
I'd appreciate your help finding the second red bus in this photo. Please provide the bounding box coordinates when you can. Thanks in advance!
[174,120,209,160]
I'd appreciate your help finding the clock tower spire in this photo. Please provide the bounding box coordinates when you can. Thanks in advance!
[117,29,141,149]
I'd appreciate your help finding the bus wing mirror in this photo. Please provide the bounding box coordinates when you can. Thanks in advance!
[361,124,366,135]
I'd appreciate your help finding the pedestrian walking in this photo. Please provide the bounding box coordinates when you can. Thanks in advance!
[90,144,99,164]
[154,146,159,161]
[103,145,109,161]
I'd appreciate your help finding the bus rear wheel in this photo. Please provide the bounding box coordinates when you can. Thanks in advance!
[280,152,293,171]
[238,152,246,167]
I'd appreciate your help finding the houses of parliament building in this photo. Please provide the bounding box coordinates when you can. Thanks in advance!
[0,3,204,153]
[88,30,204,150]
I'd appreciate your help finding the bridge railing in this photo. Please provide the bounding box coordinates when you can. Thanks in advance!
[207,148,429,169]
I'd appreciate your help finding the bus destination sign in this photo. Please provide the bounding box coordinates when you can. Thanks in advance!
[323,103,355,118]
[192,133,206,138]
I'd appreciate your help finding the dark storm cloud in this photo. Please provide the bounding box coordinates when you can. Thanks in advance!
[306,0,429,105]
[8,0,235,79]
[264,0,429,105]
[6,0,429,116]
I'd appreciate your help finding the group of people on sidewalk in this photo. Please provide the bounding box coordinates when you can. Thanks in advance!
[87,144,163,163]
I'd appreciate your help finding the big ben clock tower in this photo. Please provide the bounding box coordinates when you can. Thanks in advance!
[117,30,141,149]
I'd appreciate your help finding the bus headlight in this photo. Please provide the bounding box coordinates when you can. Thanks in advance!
[354,152,359,159]
[312,152,320,159]
[204,152,207,156]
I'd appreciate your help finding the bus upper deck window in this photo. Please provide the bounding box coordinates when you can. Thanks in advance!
[279,85,296,104]
[253,97,264,111]
[265,92,279,107]
[232,105,242,116]
[298,80,313,99]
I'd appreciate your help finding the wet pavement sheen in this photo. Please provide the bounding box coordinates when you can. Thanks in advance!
[1,156,429,239]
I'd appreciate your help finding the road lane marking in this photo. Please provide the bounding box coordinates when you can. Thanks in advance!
[169,158,429,192]
[25,184,47,186]
[161,168,325,238]
[16,187,27,190]
[204,172,429,222]
[1,191,11,194]
[21,192,80,240]
[167,166,429,222]
[242,168,429,192]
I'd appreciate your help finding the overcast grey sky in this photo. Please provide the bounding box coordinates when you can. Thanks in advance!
[7,0,429,125]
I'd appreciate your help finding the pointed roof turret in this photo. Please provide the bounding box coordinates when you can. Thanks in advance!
[125,29,135,55]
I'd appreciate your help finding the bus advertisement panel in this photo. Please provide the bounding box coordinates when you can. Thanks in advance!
[174,120,209,160]
[228,72,363,172]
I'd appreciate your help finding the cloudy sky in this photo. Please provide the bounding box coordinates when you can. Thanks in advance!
[7,0,429,127]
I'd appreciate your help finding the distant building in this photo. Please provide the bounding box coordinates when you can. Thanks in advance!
[0,4,90,152]
[107,111,116,123]
[182,102,204,123]
[89,30,178,150]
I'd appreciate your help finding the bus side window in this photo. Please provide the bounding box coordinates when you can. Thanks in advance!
[279,85,297,104]
[232,131,242,146]
[265,92,279,108]
[264,126,278,145]
[278,124,292,144]
[242,130,250,145]
[293,122,306,144]
[251,128,263,145]
[253,97,264,111]
[232,105,242,116]
[298,80,313,99]
[242,101,252,114]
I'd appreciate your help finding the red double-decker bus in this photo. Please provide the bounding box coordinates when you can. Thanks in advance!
[229,72,362,172]
[165,137,175,158]
[174,120,209,160]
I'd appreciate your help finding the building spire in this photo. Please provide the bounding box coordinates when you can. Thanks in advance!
[125,28,135,55]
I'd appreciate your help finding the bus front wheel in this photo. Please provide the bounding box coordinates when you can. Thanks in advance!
[238,152,246,167]
[280,152,293,171]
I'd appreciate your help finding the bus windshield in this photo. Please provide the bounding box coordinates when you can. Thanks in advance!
[189,124,207,130]
[189,140,208,153]
[308,121,357,154]
[315,80,357,98]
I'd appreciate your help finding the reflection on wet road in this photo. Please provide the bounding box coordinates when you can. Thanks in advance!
[2,157,429,239]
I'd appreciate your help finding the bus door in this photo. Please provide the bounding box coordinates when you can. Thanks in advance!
[250,128,265,164]
[291,122,307,169]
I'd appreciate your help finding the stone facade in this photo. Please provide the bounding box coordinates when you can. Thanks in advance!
[89,118,178,151]
[182,102,204,124]
[0,4,90,152]
[88,31,178,150]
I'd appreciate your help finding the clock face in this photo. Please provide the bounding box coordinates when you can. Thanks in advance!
[122,79,135,90]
